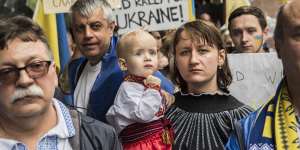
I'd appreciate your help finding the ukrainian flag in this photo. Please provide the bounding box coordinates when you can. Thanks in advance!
[56,13,70,71]
[188,0,196,21]
[32,0,70,71]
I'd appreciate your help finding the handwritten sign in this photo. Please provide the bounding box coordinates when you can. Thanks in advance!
[43,0,123,14]
[43,0,76,14]
[108,0,122,9]
[114,0,195,34]
[228,53,283,109]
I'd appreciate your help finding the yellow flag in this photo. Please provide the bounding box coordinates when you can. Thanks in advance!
[33,0,60,70]
[278,0,289,4]
[225,0,250,24]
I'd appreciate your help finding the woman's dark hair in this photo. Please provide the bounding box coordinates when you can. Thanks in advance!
[171,20,232,92]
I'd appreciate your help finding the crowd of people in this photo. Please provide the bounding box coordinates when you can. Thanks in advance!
[0,0,299,149]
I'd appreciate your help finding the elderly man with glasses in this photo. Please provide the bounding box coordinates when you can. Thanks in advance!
[0,16,121,150]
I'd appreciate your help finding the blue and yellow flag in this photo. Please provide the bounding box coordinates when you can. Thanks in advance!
[56,13,70,71]
[32,0,72,103]
[188,0,196,21]
[33,0,60,69]
[33,0,70,71]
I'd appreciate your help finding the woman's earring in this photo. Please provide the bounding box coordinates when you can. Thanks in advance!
[218,65,222,70]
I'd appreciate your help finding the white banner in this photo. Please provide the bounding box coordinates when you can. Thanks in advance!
[43,0,76,14]
[114,0,194,34]
[228,53,283,109]
[43,0,122,14]
[108,0,122,9]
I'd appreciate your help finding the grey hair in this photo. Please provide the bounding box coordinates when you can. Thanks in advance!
[70,0,114,22]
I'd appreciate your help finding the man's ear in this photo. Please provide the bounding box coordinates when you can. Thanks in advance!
[53,63,59,76]
[108,21,116,35]
[118,58,127,71]
[52,63,59,87]
[262,27,269,42]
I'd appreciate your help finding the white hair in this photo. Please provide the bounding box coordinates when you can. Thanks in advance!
[70,0,114,23]
[11,84,44,103]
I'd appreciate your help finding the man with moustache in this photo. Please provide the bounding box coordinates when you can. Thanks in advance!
[0,16,121,150]
[228,6,270,53]
[226,0,300,149]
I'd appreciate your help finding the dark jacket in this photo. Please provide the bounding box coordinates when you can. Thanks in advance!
[69,109,122,150]
[68,36,124,122]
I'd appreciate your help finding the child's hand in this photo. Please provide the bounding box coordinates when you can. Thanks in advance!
[161,90,175,108]
[144,75,161,88]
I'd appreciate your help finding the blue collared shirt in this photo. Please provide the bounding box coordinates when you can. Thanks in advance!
[0,99,76,150]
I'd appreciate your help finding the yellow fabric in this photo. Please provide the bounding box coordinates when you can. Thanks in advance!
[267,104,274,112]
[33,0,60,70]
[225,0,250,24]
[274,85,300,149]
[262,104,274,138]
[262,116,272,138]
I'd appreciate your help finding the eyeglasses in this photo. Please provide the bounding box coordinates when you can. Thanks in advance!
[0,61,52,85]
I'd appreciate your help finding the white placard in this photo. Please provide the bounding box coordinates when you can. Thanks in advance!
[228,53,283,109]
[43,0,122,14]
[43,0,76,14]
[113,0,193,34]
[108,0,122,9]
